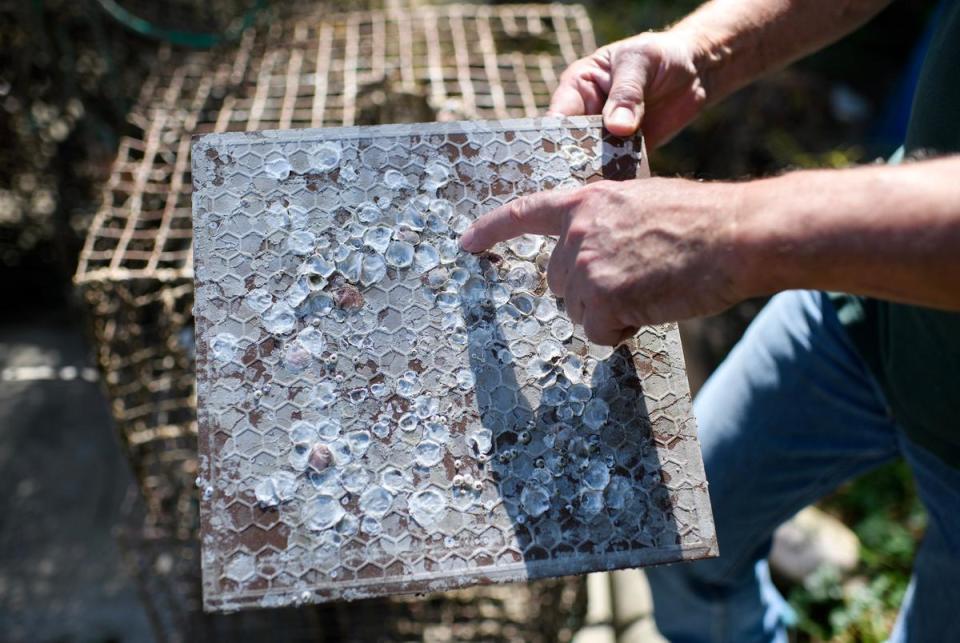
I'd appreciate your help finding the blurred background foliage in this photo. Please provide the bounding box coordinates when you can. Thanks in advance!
[0,0,939,640]
[0,0,160,315]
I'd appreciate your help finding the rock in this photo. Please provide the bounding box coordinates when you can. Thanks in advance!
[770,506,860,584]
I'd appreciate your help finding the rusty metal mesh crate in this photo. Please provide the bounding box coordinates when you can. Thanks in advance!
[77,2,595,284]
[76,2,597,640]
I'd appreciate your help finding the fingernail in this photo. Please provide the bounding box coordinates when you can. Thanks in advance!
[459,227,476,251]
[609,106,635,130]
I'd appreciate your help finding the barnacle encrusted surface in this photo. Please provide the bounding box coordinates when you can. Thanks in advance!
[192,115,716,612]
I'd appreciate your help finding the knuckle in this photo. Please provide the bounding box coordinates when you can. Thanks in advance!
[585,180,616,199]
[584,320,611,346]
[556,70,577,88]
[506,198,528,227]
[621,34,660,60]
[566,218,590,241]
[569,186,598,213]
[609,80,644,102]
[560,57,596,84]
[632,39,661,60]
[564,188,591,213]
[589,46,614,70]
[585,268,621,300]
[613,45,650,67]
[558,63,584,84]
[575,185,609,213]
[563,205,591,232]
[576,181,599,199]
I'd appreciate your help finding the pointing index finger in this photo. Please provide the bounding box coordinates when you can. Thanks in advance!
[459,189,575,253]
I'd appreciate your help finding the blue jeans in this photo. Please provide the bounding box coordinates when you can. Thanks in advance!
[646,290,960,642]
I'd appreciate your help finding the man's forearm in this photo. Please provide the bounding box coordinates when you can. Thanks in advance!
[739,156,960,310]
[670,0,891,107]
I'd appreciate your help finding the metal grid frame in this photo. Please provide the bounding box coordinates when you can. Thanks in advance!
[75,3,598,639]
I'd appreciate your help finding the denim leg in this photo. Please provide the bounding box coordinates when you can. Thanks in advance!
[647,290,901,643]
[888,436,960,642]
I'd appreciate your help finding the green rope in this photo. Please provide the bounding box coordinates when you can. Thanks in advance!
[94,0,266,48]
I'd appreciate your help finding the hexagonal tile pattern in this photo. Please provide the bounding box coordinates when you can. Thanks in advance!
[193,116,716,612]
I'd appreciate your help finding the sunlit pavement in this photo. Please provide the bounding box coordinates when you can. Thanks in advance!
[572,570,666,643]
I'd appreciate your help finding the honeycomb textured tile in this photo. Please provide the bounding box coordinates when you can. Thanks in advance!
[192,115,717,612]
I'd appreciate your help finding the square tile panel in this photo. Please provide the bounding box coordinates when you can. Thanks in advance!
[192,115,717,612]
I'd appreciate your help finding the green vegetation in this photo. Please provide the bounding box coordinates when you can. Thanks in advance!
[790,461,926,642]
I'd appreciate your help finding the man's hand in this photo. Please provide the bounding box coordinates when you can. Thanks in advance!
[460,159,960,345]
[551,1,892,147]
[549,31,706,148]
[460,178,749,345]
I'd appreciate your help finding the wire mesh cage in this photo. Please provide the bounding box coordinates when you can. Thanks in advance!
[77,2,595,283]
[75,2,598,640]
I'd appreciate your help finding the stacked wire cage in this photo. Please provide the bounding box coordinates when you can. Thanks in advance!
[75,2,597,640]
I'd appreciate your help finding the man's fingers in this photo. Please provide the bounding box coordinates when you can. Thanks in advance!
[562,262,589,326]
[548,83,587,117]
[548,61,609,116]
[567,290,586,326]
[546,246,569,297]
[460,190,572,253]
[582,309,632,347]
[546,229,579,297]
[563,256,634,345]
[601,49,648,136]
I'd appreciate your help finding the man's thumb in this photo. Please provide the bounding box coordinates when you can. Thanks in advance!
[601,51,647,136]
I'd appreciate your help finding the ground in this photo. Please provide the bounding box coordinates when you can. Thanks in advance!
[0,309,154,642]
